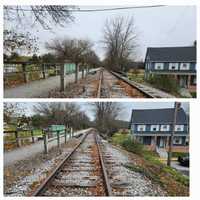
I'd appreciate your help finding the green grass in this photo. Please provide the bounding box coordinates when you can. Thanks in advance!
[190,92,196,98]
[146,74,180,95]
[163,166,189,186]
[111,132,189,189]
[172,152,188,158]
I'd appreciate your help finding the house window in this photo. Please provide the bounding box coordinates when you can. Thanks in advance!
[160,125,170,131]
[175,125,184,132]
[173,137,182,145]
[155,63,164,70]
[180,63,190,70]
[150,125,159,131]
[137,125,146,132]
[169,63,179,70]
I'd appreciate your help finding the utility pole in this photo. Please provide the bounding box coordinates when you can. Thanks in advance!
[167,102,181,166]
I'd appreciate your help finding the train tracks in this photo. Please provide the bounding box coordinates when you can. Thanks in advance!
[95,69,175,98]
[96,69,152,98]
[31,131,112,196]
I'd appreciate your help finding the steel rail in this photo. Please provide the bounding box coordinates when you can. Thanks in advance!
[110,71,155,98]
[96,69,103,98]
[31,131,89,196]
[95,134,112,196]
[31,131,112,196]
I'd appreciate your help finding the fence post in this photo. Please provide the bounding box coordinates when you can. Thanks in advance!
[75,64,79,83]
[60,63,65,92]
[64,128,67,144]
[31,130,35,143]
[57,130,60,149]
[42,64,46,79]
[82,67,84,79]
[15,131,20,147]
[43,130,48,154]
[22,63,28,83]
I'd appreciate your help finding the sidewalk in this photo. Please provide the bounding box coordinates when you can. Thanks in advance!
[4,72,82,98]
[4,128,91,167]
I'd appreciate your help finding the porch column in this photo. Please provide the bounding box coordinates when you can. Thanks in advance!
[187,75,191,89]
[166,136,169,151]
[154,135,157,150]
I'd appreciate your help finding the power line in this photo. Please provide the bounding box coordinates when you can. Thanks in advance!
[5,5,166,13]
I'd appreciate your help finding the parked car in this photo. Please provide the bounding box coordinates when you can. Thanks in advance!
[178,154,189,167]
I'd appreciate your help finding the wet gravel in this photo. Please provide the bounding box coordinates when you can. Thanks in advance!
[41,133,106,196]
[4,137,81,196]
[100,139,167,196]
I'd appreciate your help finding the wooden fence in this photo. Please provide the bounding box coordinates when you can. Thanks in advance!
[4,62,61,87]
[43,127,74,154]
[4,127,74,153]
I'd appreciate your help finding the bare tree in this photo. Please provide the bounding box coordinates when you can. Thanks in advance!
[3,103,24,123]
[4,6,75,30]
[91,102,123,137]
[46,38,93,82]
[4,6,75,54]
[4,29,39,55]
[33,102,90,129]
[102,16,138,71]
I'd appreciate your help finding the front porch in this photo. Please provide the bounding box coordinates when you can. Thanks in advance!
[135,135,189,153]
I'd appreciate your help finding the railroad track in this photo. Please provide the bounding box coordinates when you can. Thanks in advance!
[95,69,152,98]
[31,131,112,196]
[95,69,174,98]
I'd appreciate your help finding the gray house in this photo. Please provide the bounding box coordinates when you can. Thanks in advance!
[130,108,189,152]
[144,46,196,92]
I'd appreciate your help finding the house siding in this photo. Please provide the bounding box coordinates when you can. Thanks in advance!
[132,124,188,134]
[146,62,196,72]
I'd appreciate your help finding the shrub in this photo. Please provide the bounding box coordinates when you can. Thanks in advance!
[147,74,179,93]
[121,136,144,155]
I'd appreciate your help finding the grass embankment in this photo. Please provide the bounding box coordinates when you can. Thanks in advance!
[111,133,189,196]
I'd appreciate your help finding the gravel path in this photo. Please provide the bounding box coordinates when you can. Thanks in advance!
[4,129,91,167]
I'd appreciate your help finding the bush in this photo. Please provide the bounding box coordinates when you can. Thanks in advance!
[111,133,144,155]
[121,137,144,155]
[147,74,180,93]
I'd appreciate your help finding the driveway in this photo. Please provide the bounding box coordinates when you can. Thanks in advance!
[171,161,189,176]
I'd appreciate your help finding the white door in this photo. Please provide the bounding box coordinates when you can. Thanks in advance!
[159,138,164,148]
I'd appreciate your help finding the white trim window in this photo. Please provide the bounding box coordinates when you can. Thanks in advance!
[160,125,170,131]
[150,125,159,131]
[154,63,164,70]
[175,125,184,132]
[169,63,179,70]
[137,125,146,132]
[180,63,190,70]
[173,137,182,145]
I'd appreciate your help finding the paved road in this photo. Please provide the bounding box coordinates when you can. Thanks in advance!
[4,72,86,98]
[171,161,189,176]
[4,69,100,98]
[4,129,91,167]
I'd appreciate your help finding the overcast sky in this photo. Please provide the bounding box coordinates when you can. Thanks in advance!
[15,102,189,121]
[5,5,196,60]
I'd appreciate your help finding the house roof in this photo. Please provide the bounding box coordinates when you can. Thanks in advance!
[130,108,188,124]
[145,46,196,62]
